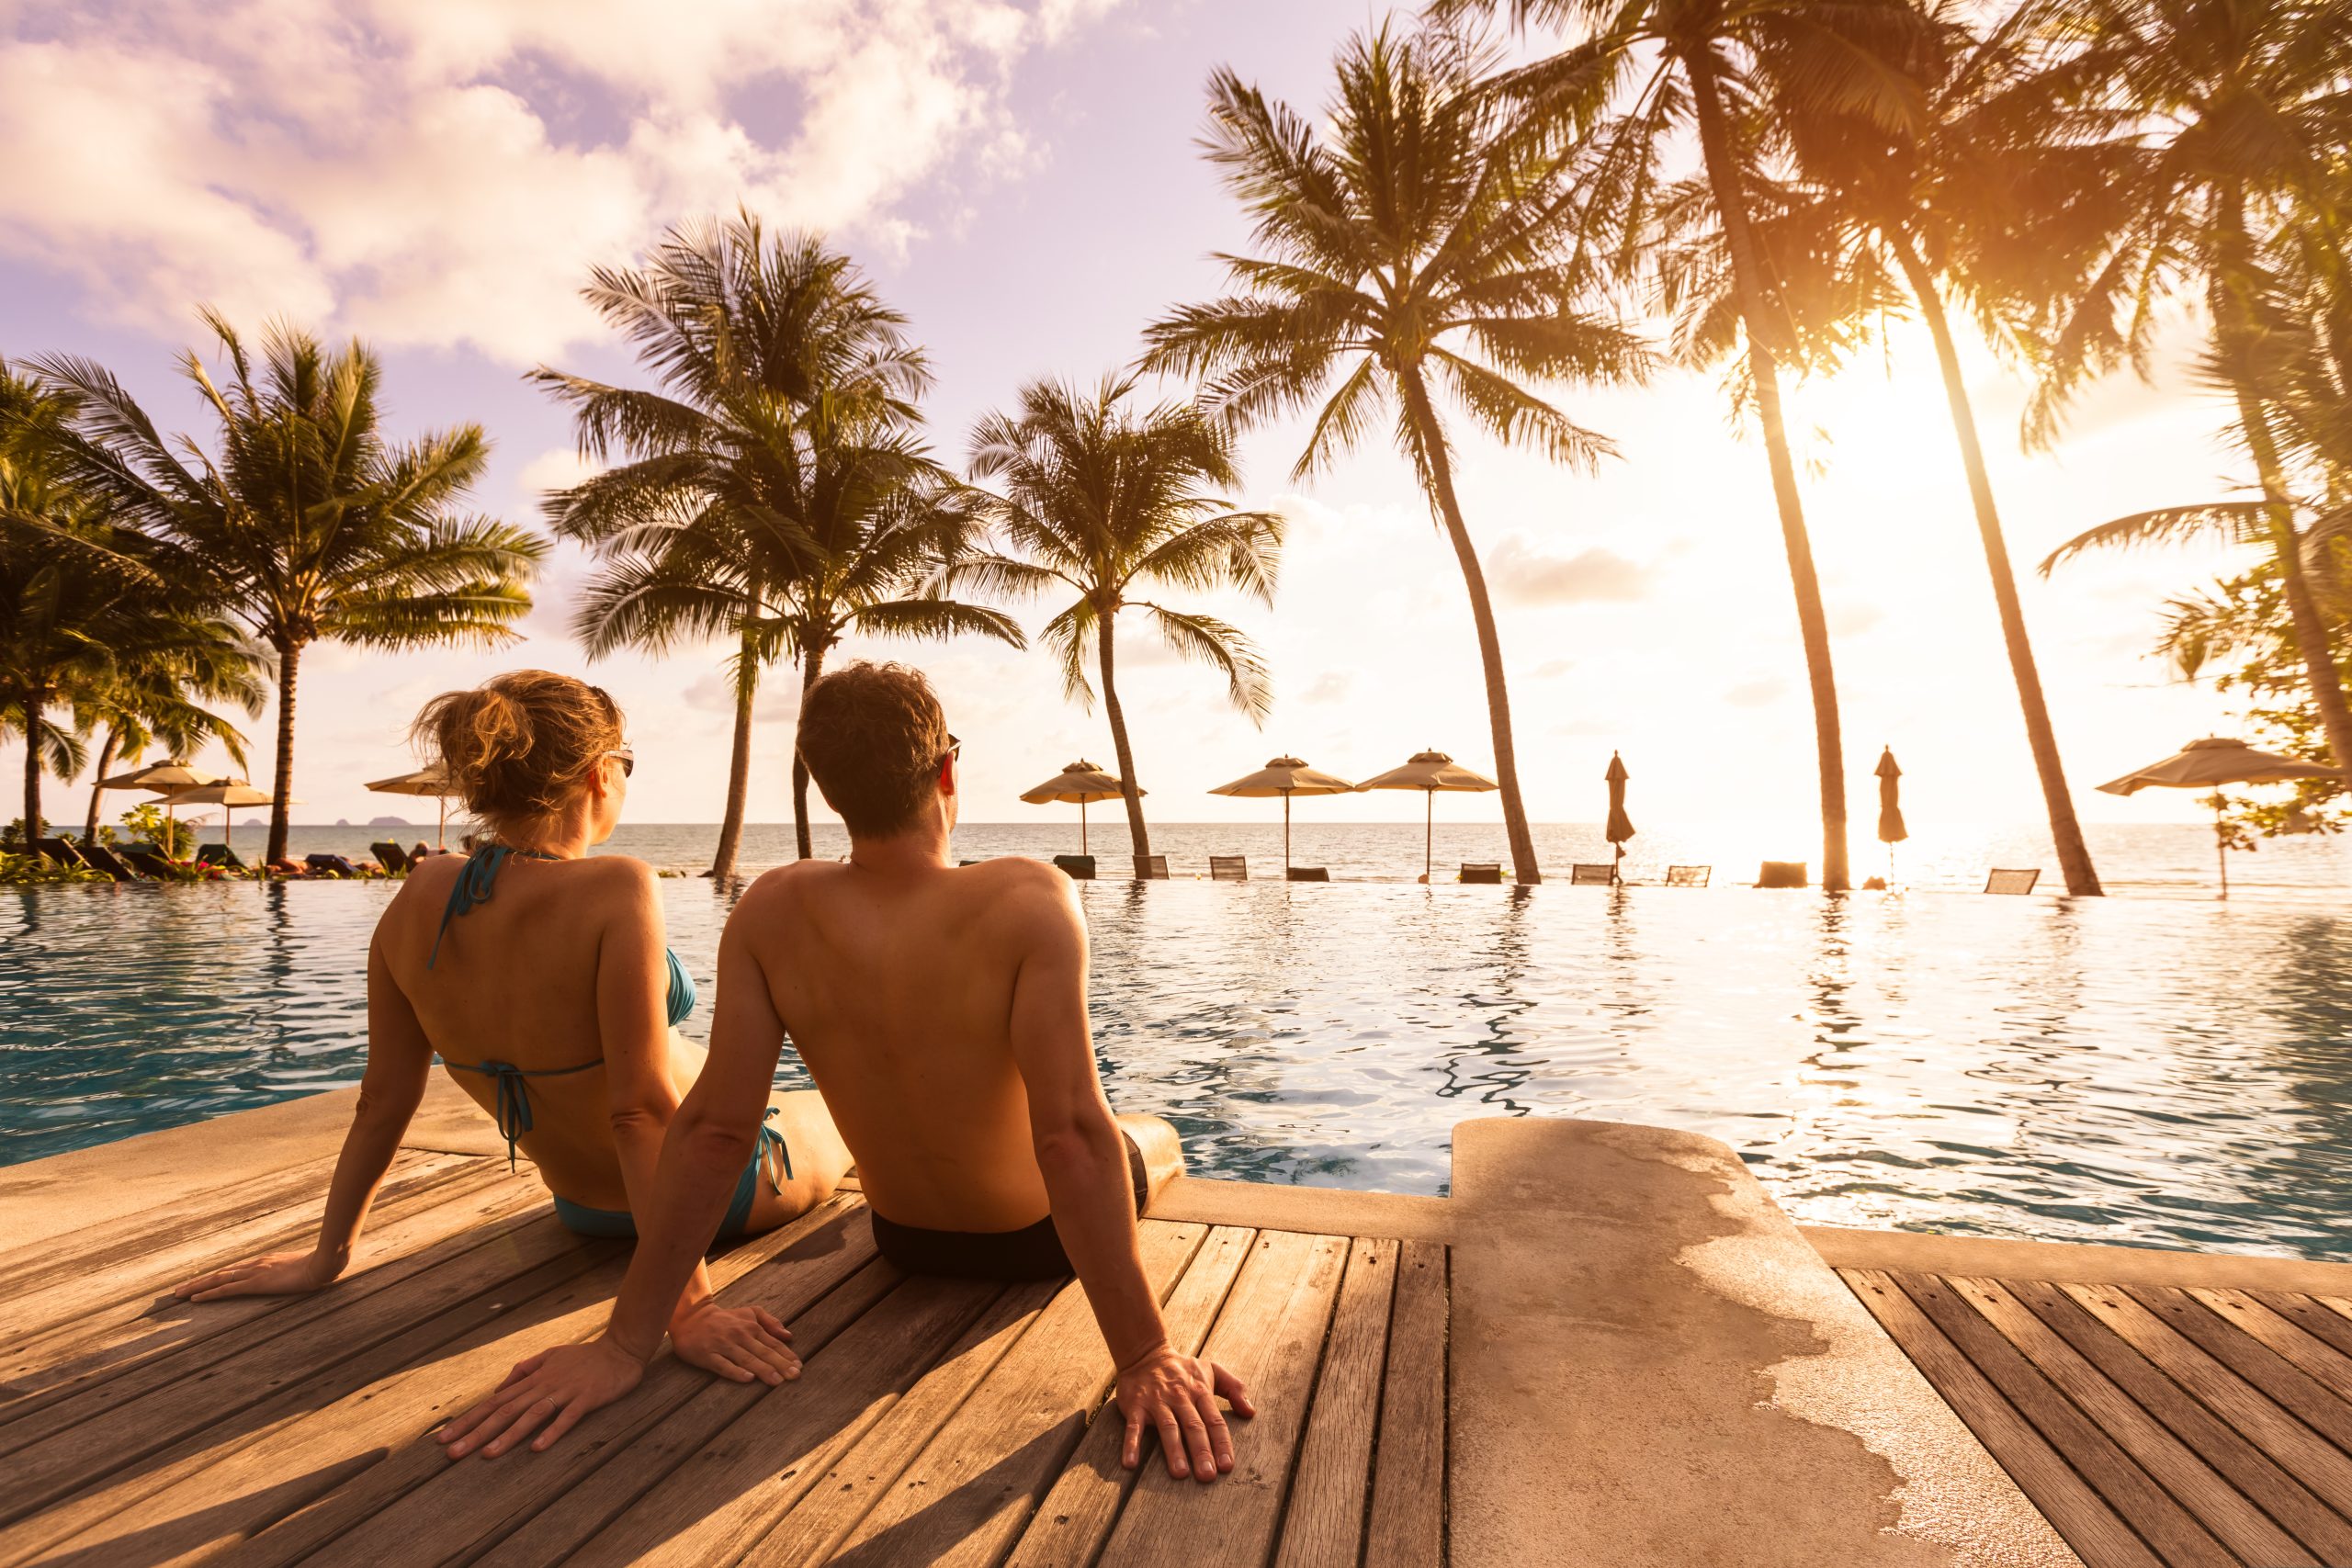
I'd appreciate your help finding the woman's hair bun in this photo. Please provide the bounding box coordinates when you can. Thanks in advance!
[411,671,625,836]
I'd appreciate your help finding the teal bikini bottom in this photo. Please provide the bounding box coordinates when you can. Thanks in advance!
[549,1108,792,1243]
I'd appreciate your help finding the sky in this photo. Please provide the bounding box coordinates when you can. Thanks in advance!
[0,0,2275,840]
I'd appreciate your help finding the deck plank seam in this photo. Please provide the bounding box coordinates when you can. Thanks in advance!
[2121,1284,2352,1462]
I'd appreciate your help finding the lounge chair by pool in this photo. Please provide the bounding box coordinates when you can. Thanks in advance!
[1756,860,1807,888]
[305,853,362,877]
[1569,863,1614,886]
[119,845,176,878]
[1459,863,1502,884]
[1984,867,2041,895]
[1209,855,1248,881]
[74,843,142,881]
[31,838,95,872]
[1666,864,1712,887]
[1050,853,1096,880]
[1285,865,1329,882]
[1133,854,1169,879]
[196,843,246,870]
[370,841,409,875]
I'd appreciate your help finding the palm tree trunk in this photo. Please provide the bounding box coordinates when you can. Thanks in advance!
[21,700,41,842]
[2208,201,2352,777]
[1397,364,1541,886]
[1687,51,1849,891]
[1896,241,2102,896]
[709,628,759,880]
[791,644,826,861]
[1097,605,1150,861]
[267,640,300,865]
[83,727,121,842]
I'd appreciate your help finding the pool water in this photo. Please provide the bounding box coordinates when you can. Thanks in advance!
[7,874,2352,1263]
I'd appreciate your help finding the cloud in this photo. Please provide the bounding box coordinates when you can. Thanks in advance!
[0,1,1126,362]
[1725,677,1786,708]
[1486,537,1656,607]
[1829,601,1884,637]
[1301,671,1352,705]
[1531,659,1572,679]
[682,666,801,722]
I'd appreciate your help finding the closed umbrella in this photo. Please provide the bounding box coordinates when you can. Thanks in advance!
[1875,748,1907,881]
[159,781,287,860]
[1020,761,1138,855]
[1353,750,1498,883]
[1209,756,1356,873]
[95,760,226,853]
[1603,752,1634,882]
[2098,737,2338,897]
[367,766,457,849]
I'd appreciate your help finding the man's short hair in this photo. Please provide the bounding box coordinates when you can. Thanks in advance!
[796,661,951,838]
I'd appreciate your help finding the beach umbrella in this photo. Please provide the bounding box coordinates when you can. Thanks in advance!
[1020,761,1138,855]
[1875,748,1907,880]
[367,765,457,848]
[94,760,226,852]
[1353,750,1498,883]
[1603,752,1634,881]
[1209,756,1356,872]
[159,780,286,859]
[2098,737,2339,897]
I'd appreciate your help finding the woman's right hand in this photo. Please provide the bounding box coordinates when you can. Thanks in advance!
[175,1248,341,1302]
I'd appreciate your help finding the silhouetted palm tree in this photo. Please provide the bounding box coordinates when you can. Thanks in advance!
[1441,0,1930,889]
[1144,25,1651,885]
[534,215,933,877]
[30,316,541,862]
[955,376,1282,859]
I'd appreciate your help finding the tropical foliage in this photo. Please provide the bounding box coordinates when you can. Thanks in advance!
[956,376,1282,858]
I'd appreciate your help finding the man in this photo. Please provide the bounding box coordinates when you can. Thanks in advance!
[441,660,1252,1483]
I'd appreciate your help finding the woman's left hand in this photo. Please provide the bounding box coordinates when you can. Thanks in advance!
[670,1303,800,1385]
[175,1249,341,1302]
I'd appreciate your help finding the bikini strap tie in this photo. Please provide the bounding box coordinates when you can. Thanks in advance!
[429,846,513,969]
[758,1105,793,1190]
[436,1055,603,1172]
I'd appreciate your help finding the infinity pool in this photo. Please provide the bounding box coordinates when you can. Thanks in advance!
[6,876,2352,1262]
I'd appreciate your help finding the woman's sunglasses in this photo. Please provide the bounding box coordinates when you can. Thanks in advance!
[605,747,636,779]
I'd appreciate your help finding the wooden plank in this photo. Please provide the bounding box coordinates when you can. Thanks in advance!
[1272,1237,1398,1568]
[0,1161,533,1438]
[282,1199,886,1568]
[1001,1226,1259,1568]
[1839,1270,2163,1568]
[0,1183,584,1527]
[741,1276,1066,1566]
[526,1269,1001,1568]
[2186,1286,2352,1398]
[1099,1232,1351,1568]
[2120,1283,2352,1451]
[2007,1278,2352,1565]
[0,1151,471,1353]
[824,1221,1216,1568]
[2062,1280,2352,1522]
[2249,1291,2352,1365]
[0,1225,616,1568]
[1950,1276,2314,1567]
[0,1152,343,1297]
[1893,1272,2233,1568]
[1363,1239,1446,1568]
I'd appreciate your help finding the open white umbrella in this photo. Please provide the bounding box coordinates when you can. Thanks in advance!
[367,766,456,849]
[1020,761,1139,856]
[2098,737,2339,897]
[160,780,289,861]
[94,760,226,853]
[1208,756,1355,873]
[1353,750,1498,883]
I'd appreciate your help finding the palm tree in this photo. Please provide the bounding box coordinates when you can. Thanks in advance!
[1143,25,1652,885]
[533,215,933,878]
[956,376,1283,859]
[2026,0,2352,780]
[549,385,1023,860]
[75,644,265,841]
[29,315,543,863]
[1728,1,2120,894]
[1439,0,1931,890]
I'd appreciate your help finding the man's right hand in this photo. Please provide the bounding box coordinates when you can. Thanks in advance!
[437,1337,645,1459]
[1116,1344,1256,1483]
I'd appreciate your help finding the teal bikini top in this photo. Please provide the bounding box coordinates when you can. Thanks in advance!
[429,843,697,1168]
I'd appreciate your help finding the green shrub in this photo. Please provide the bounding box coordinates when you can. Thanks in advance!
[0,851,106,886]
[119,804,194,859]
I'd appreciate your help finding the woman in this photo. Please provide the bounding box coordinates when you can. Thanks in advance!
[175,671,851,1383]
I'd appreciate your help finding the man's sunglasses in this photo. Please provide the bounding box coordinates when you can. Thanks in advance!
[944,734,961,764]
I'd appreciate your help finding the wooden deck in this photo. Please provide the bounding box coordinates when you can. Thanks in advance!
[0,1153,1447,1567]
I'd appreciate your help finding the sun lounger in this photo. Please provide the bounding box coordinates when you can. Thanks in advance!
[1756,860,1807,888]
[75,842,141,881]
[196,843,246,870]
[119,845,176,878]
[1208,855,1248,881]
[371,841,409,874]
[1050,853,1096,880]
[305,853,362,877]
[32,838,93,871]
[1133,854,1169,879]
[1984,867,2041,895]
[1666,864,1712,887]
[1285,865,1329,882]
[1459,863,1502,884]
[1569,863,1614,886]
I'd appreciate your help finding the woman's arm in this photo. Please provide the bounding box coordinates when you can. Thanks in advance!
[175,930,432,1300]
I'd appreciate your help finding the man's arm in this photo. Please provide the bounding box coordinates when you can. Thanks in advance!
[1005,871,1254,1483]
[437,870,796,1460]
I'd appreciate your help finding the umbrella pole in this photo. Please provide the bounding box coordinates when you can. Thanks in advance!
[2215,798,2229,900]
[437,797,447,850]
[1080,800,1088,858]
[1425,790,1433,883]
[1284,794,1292,872]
